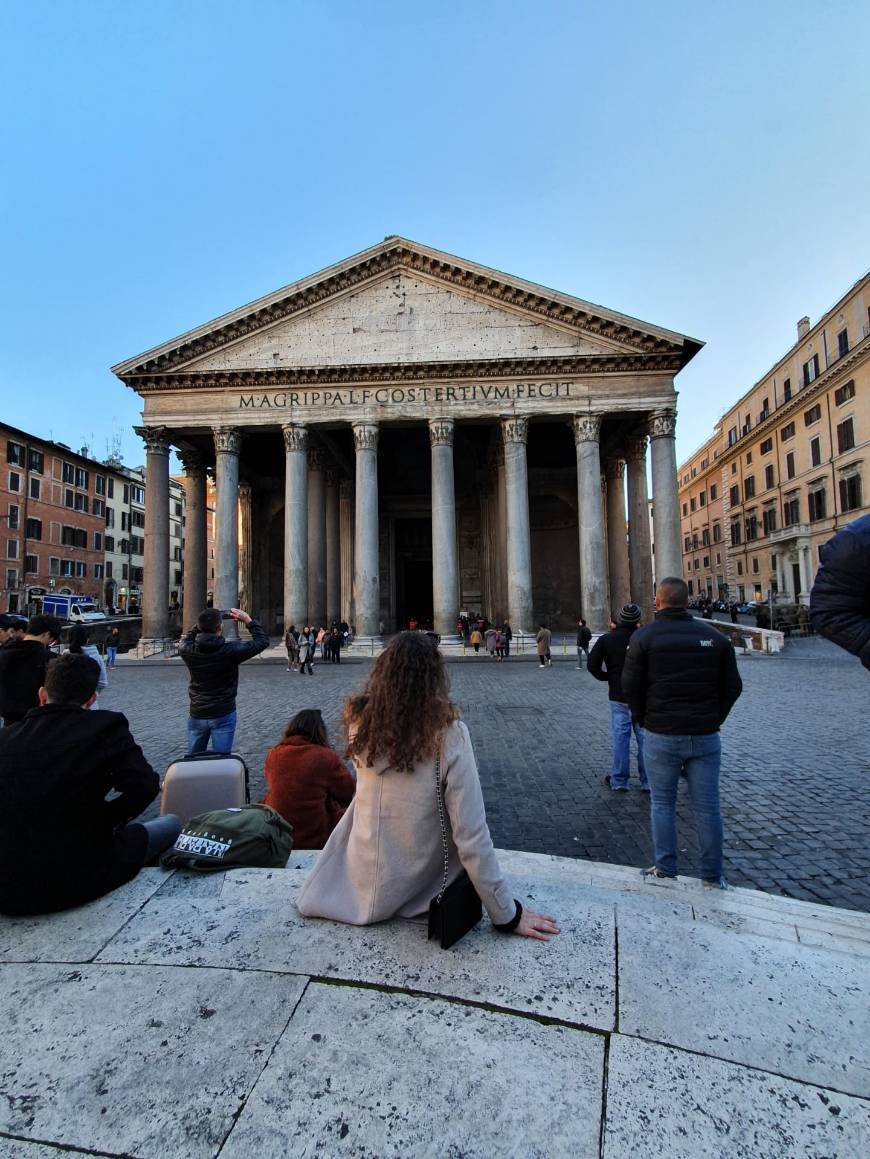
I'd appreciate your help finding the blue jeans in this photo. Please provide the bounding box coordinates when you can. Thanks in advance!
[187,710,237,755]
[107,647,117,667]
[643,731,723,881]
[609,702,647,788]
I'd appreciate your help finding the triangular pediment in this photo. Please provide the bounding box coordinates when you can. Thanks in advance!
[112,238,701,381]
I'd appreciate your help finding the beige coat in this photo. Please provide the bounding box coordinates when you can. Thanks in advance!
[295,720,516,926]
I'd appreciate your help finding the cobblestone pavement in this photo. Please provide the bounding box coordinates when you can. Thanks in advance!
[100,636,870,913]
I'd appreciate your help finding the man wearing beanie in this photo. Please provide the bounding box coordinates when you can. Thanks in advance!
[622,576,743,889]
[587,603,647,791]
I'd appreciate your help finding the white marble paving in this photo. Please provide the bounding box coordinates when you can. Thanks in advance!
[221,983,605,1158]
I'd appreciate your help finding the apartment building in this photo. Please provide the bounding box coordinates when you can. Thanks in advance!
[679,271,869,604]
[2,426,106,613]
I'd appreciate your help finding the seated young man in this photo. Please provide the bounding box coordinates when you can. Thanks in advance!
[0,653,181,916]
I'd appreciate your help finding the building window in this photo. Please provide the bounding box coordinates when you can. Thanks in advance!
[7,441,25,466]
[744,476,755,500]
[92,499,105,518]
[727,426,738,447]
[809,436,821,468]
[25,517,42,540]
[5,568,17,591]
[64,488,74,508]
[682,502,688,517]
[745,514,758,541]
[131,535,145,555]
[834,380,855,406]
[703,555,710,568]
[746,451,753,465]
[122,563,129,580]
[121,512,128,531]
[174,570,183,586]
[716,554,721,566]
[107,478,114,498]
[783,377,792,402]
[62,462,74,484]
[131,566,144,583]
[693,559,700,571]
[786,451,796,479]
[752,557,759,574]
[781,422,795,442]
[690,497,696,512]
[702,528,710,546]
[729,484,739,506]
[94,563,104,579]
[783,496,801,526]
[713,523,722,543]
[684,535,692,553]
[95,475,106,496]
[737,561,743,575]
[123,484,129,504]
[106,507,115,528]
[105,535,115,552]
[760,438,773,454]
[7,504,19,530]
[837,417,855,454]
[839,475,862,512]
[48,557,60,576]
[74,467,88,489]
[28,449,44,473]
[173,546,182,562]
[174,502,182,517]
[802,354,820,385]
[709,483,717,501]
[837,328,849,357]
[105,561,113,578]
[699,491,706,507]
[75,561,87,578]
[29,476,40,500]
[132,485,144,505]
[131,510,145,529]
[804,404,821,426]
[25,554,38,574]
[764,464,775,489]
[94,532,103,551]
[9,471,20,492]
[692,533,699,550]
[762,507,777,535]
[730,520,742,546]
[73,493,89,513]
[808,489,826,522]
[6,539,19,560]
[691,467,697,478]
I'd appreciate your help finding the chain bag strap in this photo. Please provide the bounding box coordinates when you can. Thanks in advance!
[433,742,450,903]
[427,732,483,949]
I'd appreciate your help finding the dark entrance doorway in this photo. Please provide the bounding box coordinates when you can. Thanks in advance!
[394,518,433,630]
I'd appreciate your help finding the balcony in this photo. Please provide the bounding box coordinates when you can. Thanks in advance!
[768,523,811,546]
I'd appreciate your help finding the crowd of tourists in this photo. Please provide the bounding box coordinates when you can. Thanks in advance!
[0,512,866,944]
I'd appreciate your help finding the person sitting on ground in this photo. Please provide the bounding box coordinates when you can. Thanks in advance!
[0,652,181,916]
[68,623,108,706]
[810,512,870,669]
[297,632,560,941]
[263,709,356,849]
[0,613,63,726]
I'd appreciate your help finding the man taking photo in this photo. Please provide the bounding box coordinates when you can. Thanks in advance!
[622,576,742,890]
[178,607,269,753]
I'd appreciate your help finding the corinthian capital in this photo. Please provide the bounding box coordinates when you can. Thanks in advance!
[500,416,528,445]
[213,427,243,455]
[353,422,379,452]
[624,435,648,463]
[429,418,455,448]
[135,426,170,456]
[573,413,602,444]
[648,408,677,440]
[604,456,626,481]
[177,445,204,475]
[282,423,308,454]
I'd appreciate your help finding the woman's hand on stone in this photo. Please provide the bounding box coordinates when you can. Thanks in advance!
[514,909,560,941]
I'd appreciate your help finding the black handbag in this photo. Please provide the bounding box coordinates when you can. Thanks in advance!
[427,741,483,949]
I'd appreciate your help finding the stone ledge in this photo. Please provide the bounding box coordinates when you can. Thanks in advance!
[1,848,867,1157]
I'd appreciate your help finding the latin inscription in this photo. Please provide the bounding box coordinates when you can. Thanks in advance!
[238,382,576,410]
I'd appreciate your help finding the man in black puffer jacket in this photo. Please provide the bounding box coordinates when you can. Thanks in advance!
[622,577,742,889]
[810,513,870,669]
[588,603,647,791]
[178,607,269,754]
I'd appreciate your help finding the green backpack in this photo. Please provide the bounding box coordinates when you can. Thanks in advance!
[161,804,293,872]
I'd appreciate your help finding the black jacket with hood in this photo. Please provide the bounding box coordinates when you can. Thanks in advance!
[810,513,870,669]
[587,623,636,702]
[0,639,52,723]
[179,620,269,718]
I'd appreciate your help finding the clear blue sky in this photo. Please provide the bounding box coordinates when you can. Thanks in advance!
[2,1,868,468]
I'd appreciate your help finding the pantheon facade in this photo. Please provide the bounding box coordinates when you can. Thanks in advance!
[113,239,701,642]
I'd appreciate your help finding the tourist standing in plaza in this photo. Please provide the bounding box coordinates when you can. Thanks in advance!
[67,624,108,705]
[469,625,483,654]
[588,604,648,792]
[178,606,269,753]
[810,512,870,670]
[0,613,63,726]
[501,620,512,657]
[263,709,356,848]
[621,577,742,889]
[298,626,316,674]
[0,652,181,916]
[297,632,559,941]
[284,624,299,669]
[106,626,121,669]
[576,618,592,669]
[536,623,552,667]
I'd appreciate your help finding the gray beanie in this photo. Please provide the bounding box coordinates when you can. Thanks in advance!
[619,603,642,625]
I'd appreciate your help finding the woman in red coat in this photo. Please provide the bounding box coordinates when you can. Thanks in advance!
[263,709,356,848]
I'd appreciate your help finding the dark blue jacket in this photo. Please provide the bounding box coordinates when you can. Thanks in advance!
[179,620,269,718]
[810,514,870,669]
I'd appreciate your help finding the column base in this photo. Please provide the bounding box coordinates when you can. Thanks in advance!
[136,637,173,659]
[347,635,385,654]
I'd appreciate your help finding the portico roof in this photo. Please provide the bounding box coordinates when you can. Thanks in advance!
[111,237,702,387]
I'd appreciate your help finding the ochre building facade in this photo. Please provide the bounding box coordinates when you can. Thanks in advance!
[113,239,701,641]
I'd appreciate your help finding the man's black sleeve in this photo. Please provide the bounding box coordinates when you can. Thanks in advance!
[586,638,607,683]
[233,618,270,662]
[717,642,743,725]
[177,628,198,656]
[621,635,647,722]
[103,714,160,827]
[810,520,870,668]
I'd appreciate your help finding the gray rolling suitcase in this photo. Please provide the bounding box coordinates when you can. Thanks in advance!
[160,752,250,826]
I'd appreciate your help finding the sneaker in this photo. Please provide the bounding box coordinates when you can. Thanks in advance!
[641,866,677,884]
[702,878,729,890]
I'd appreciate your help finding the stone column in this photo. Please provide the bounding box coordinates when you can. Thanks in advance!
[799,545,812,602]
[238,482,253,613]
[213,427,242,636]
[429,418,459,636]
[500,416,533,635]
[325,469,341,624]
[604,456,630,613]
[495,445,508,620]
[625,435,654,615]
[282,423,308,631]
[136,426,170,643]
[307,446,327,627]
[339,478,354,626]
[649,407,682,582]
[178,447,207,620]
[573,414,609,632]
[353,422,380,638]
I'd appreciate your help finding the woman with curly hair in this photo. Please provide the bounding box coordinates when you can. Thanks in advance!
[296,632,559,941]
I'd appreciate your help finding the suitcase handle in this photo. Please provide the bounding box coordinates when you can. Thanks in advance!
[177,750,250,803]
